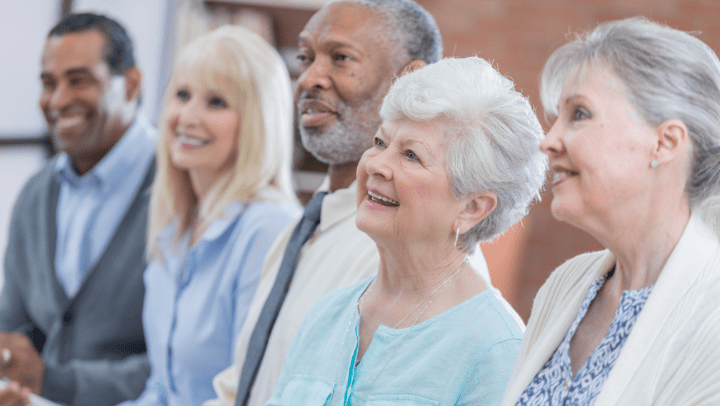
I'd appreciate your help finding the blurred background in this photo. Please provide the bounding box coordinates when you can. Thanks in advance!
[1,0,718,321]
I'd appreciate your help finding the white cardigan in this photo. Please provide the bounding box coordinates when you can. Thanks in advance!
[502,214,720,406]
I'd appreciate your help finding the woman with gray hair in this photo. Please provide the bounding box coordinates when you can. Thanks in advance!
[503,17,720,406]
[266,56,547,406]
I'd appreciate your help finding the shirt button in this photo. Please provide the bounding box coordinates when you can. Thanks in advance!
[564,380,570,390]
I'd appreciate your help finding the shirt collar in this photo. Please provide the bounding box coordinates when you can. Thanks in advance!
[316,178,359,234]
[53,116,155,191]
[157,201,248,258]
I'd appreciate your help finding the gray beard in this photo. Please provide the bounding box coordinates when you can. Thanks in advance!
[298,95,382,165]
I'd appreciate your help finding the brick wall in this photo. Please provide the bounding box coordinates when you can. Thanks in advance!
[414,0,720,321]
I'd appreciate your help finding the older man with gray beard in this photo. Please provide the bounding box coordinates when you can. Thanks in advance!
[206,1,490,406]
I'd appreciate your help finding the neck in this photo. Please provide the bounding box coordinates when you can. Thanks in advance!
[72,149,113,175]
[590,198,690,291]
[374,241,472,299]
[328,161,358,192]
[69,119,133,175]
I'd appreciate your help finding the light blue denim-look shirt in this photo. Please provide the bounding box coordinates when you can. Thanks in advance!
[120,198,300,406]
[268,276,524,406]
[53,116,155,297]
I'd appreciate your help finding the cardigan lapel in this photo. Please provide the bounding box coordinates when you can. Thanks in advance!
[71,157,155,302]
[43,161,71,307]
[504,251,614,405]
[596,214,716,405]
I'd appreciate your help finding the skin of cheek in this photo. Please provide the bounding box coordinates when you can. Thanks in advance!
[396,179,431,197]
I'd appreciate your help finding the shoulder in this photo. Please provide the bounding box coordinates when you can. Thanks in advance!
[441,290,525,347]
[295,278,372,337]
[242,200,300,227]
[533,250,611,311]
[11,160,57,219]
[308,278,372,319]
[229,201,299,236]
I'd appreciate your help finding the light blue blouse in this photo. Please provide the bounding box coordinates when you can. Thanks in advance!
[120,200,299,406]
[268,277,524,406]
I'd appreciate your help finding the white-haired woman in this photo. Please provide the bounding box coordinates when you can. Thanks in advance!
[502,17,720,406]
[267,56,547,406]
[119,26,300,406]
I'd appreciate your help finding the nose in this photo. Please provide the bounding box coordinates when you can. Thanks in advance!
[297,57,332,93]
[177,96,201,127]
[44,81,72,113]
[364,148,393,181]
[539,121,564,156]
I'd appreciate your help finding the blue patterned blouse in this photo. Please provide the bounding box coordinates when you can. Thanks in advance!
[516,270,654,406]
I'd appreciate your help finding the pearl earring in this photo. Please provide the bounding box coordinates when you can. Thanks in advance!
[454,227,460,247]
[651,160,659,168]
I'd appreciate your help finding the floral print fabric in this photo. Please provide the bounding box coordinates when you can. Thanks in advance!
[516,270,653,406]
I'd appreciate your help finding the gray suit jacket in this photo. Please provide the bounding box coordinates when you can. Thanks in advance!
[1,152,155,406]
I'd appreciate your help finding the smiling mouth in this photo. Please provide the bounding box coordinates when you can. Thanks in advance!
[368,190,399,207]
[552,170,578,185]
[178,134,210,146]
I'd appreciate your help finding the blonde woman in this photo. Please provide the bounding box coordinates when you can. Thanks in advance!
[119,26,299,406]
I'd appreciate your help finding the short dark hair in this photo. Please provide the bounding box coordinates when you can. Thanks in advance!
[49,13,136,75]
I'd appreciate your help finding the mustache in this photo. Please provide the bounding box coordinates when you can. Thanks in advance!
[297,90,330,104]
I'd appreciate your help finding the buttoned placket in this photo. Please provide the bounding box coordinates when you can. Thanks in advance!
[166,239,203,393]
[60,173,105,297]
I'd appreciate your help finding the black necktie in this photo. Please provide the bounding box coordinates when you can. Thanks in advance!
[235,191,328,406]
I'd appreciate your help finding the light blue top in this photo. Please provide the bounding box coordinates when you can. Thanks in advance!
[121,199,299,406]
[268,277,524,406]
[53,116,156,297]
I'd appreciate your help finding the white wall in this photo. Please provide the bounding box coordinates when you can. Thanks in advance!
[0,0,60,138]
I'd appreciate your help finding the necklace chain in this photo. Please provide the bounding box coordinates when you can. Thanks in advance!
[358,257,469,393]
[331,257,469,402]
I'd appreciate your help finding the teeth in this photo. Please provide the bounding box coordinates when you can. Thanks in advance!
[305,109,325,115]
[553,171,573,183]
[178,134,209,146]
[368,190,399,206]
[55,116,83,130]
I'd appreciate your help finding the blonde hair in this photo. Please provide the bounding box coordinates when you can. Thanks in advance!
[148,25,296,259]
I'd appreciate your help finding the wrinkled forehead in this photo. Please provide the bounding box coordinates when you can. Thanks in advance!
[302,1,388,46]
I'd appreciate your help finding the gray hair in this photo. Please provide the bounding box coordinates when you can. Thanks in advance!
[380,57,548,252]
[541,17,720,209]
[331,0,442,65]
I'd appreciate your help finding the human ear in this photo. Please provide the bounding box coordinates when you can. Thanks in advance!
[123,67,142,102]
[457,191,497,234]
[398,60,426,77]
[653,119,689,167]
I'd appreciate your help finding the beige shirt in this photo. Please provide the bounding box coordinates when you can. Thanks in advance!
[207,179,490,406]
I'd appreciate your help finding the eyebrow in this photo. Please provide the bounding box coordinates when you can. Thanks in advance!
[563,94,586,104]
[41,67,95,80]
[298,33,363,53]
[64,67,94,76]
